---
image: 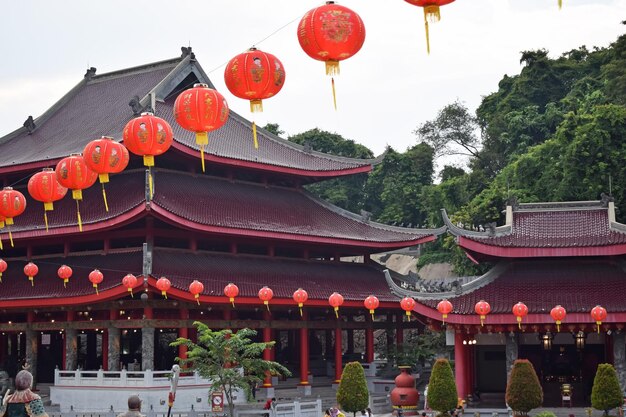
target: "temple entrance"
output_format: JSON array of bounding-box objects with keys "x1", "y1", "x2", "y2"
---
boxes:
[
  {"x1": 120, "y1": 329, "x2": 142, "y2": 370},
  {"x1": 37, "y1": 332, "x2": 63, "y2": 383},
  {"x1": 475, "y1": 346, "x2": 507, "y2": 393},
  {"x1": 155, "y1": 329, "x2": 178, "y2": 371},
  {"x1": 77, "y1": 330, "x2": 103, "y2": 370}
]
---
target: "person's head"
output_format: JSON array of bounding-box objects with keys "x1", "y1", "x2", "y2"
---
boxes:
[
  {"x1": 362, "y1": 411, "x2": 366, "y2": 416},
  {"x1": 15, "y1": 370, "x2": 33, "y2": 391},
  {"x1": 422, "y1": 413, "x2": 427, "y2": 417},
  {"x1": 326, "y1": 410, "x2": 331, "y2": 416},
  {"x1": 128, "y1": 395, "x2": 142, "y2": 411},
  {"x1": 271, "y1": 398, "x2": 276, "y2": 402}
]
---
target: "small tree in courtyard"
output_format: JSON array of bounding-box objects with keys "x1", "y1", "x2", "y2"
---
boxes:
[
  {"x1": 592, "y1": 363, "x2": 623, "y2": 416},
  {"x1": 505, "y1": 359, "x2": 543, "y2": 416},
  {"x1": 171, "y1": 323, "x2": 291, "y2": 417},
  {"x1": 428, "y1": 358, "x2": 458, "y2": 417},
  {"x1": 337, "y1": 361, "x2": 369, "y2": 417}
]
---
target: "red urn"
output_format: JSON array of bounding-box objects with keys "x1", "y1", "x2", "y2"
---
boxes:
[{"x1": 390, "y1": 366, "x2": 420, "y2": 416}]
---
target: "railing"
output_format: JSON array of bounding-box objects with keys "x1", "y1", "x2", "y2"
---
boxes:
[
  {"x1": 235, "y1": 400, "x2": 322, "y2": 417},
  {"x1": 54, "y1": 369, "x2": 207, "y2": 387}
]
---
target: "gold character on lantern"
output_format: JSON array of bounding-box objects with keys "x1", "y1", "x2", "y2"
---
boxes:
[
  {"x1": 274, "y1": 61, "x2": 285, "y2": 86},
  {"x1": 251, "y1": 57, "x2": 265, "y2": 83},
  {"x1": 203, "y1": 94, "x2": 214, "y2": 120},
  {"x1": 322, "y1": 10, "x2": 353, "y2": 42},
  {"x1": 108, "y1": 148, "x2": 120, "y2": 167},
  {"x1": 138, "y1": 123, "x2": 148, "y2": 143}
]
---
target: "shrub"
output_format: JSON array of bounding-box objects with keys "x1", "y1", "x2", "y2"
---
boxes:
[
  {"x1": 337, "y1": 361, "x2": 369, "y2": 417},
  {"x1": 428, "y1": 358, "x2": 458, "y2": 416},
  {"x1": 505, "y1": 359, "x2": 543, "y2": 416},
  {"x1": 535, "y1": 412, "x2": 557, "y2": 417},
  {"x1": 591, "y1": 363, "x2": 623, "y2": 415}
]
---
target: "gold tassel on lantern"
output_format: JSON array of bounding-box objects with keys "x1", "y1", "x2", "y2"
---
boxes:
[
  {"x1": 325, "y1": 61, "x2": 340, "y2": 110},
  {"x1": 72, "y1": 189, "x2": 83, "y2": 232},
  {"x1": 249, "y1": 100, "x2": 263, "y2": 149},
  {"x1": 558, "y1": 0, "x2": 562, "y2": 9},
  {"x1": 143, "y1": 155, "x2": 154, "y2": 199},
  {"x1": 423, "y1": 5, "x2": 441, "y2": 55},
  {"x1": 264, "y1": 300, "x2": 270, "y2": 312},
  {"x1": 195, "y1": 132, "x2": 208, "y2": 173},
  {"x1": 98, "y1": 173, "x2": 110, "y2": 212}
]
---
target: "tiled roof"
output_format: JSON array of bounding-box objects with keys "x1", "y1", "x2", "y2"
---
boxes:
[
  {"x1": 421, "y1": 259, "x2": 626, "y2": 314},
  {"x1": 151, "y1": 248, "x2": 396, "y2": 301}
]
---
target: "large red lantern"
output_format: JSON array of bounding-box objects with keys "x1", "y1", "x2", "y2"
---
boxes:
[
  {"x1": 329, "y1": 292, "x2": 344, "y2": 318},
  {"x1": 437, "y1": 299, "x2": 453, "y2": 324},
  {"x1": 259, "y1": 286, "x2": 274, "y2": 312},
  {"x1": 364, "y1": 295, "x2": 380, "y2": 319},
  {"x1": 404, "y1": 0, "x2": 456, "y2": 54},
  {"x1": 28, "y1": 168, "x2": 68, "y2": 232},
  {"x1": 591, "y1": 305, "x2": 607, "y2": 334},
  {"x1": 550, "y1": 305, "x2": 567, "y2": 332},
  {"x1": 298, "y1": 1, "x2": 366, "y2": 109},
  {"x1": 56, "y1": 154, "x2": 98, "y2": 232},
  {"x1": 57, "y1": 265, "x2": 72, "y2": 288},
  {"x1": 156, "y1": 277, "x2": 171, "y2": 299},
  {"x1": 293, "y1": 288, "x2": 309, "y2": 317},
  {"x1": 0, "y1": 259, "x2": 6, "y2": 282},
  {"x1": 24, "y1": 262, "x2": 38, "y2": 287},
  {"x1": 0, "y1": 187, "x2": 27, "y2": 247},
  {"x1": 122, "y1": 273, "x2": 138, "y2": 297},
  {"x1": 89, "y1": 269, "x2": 104, "y2": 295},
  {"x1": 400, "y1": 297, "x2": 416, "y2": 320},
  {"x1": 475, "y1": 300, "x2": 491, "y2": 326},
  {"x1": 224, "y1": 48, "x2": 285, "y2": 149},
  {"x1": 123, "y1": 112, "x2": 173, "y2": 196},
  {"x1": 173, "y1": 84, "x2": 229, "y2": 172},
  {"x1": 83, "y1": 136, "x2": 130, "y2": 212},
  {"x1": 189, "y1": 280, "x2": 204, "y2": 305},
  {"x1": 512, "y1": 302, "x2": 528, "y2": 329},
  {"x1": 224, "y1": 283, "x2": 239, "y2": 307}
]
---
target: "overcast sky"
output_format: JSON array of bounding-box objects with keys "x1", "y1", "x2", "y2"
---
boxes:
[{"x1": 1, "y1": 0, "x2": 625, "y2": 160}]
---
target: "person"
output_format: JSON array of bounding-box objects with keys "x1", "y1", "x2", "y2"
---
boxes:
[
  {"x1": 263, "y1": 397, "x2": 276, "y2": 417},
  {"x1": 366, "y1": 408, "x2": 372, "y2": 417},
  {"x1": 330, "y1": 406, "x2": 345, "y2": 417},
  {"x1": 0, "y1": 369, "x2": 48, "y2": 417},
  {"x1": 324, "y1": 409, "x2": 331, "y2": 417},
  {"x1": 117, "y1": 395, "x2": 144, "y2": 417}
]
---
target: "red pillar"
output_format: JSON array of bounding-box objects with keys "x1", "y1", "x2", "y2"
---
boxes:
[
  {"x1": 299, "y1": 313, "x2": 309, "y2": 385},
  {"x1": 144, "y1": 306, "x2": 153, "y2": 320},
  {"x1": 366, "y1": 327, "x2": 374, "y2": 363},
  {"x1": 179, "y1": 308, "x2": 189, "y2": 360},
  {"x1": 454, "y1": 333, "x2": 468, "y2": 399},
  {"x1": 102, "y1": 330, "x2": 108, "y2": 371},
  {"x1": 334, "y1": 327, "x2": 342, "y2": 383},
  {"x1": 263, "y1": 310, "x2": 272, "y2": 387}
]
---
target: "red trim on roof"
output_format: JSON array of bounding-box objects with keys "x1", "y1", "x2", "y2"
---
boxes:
[{"x1": 0, "y1": 159, "x2": 64, "y2": 175}]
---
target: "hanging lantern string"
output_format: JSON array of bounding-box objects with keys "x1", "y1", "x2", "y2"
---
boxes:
[
  {"x1": 101, "y1": 183, "x2": 109, "y2": 212},
  {"x1": 75, "y1": 200, "x2": 83, "y2": 232},
  {"x1": 7, "y1": 228, "x2": 13, "y2": 248}
]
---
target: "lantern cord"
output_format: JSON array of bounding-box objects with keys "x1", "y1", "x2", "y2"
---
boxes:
[
  {"x1": 63, "y1": 281, "x2": 66, "y2": 289},
  {"x1": 252, "y1": 122, "x2": 259, "y2": 149},
  {"x1": 8, "y1": 229, "x2": 13, "y2": 248},
  {"x1": 299, "y1": 307, "x2": 303, "y2": 317},
  {"x1": 148, "y1": 168, "x2": 154, "y2": 200},
  {"x1": 0, "y1": 235, "x2": 3, "y2": 250},
  {"x1": 76, "y1": 200, "x2": 83, "y2": 232},
  {"x1": 331, "y1": 78, "x2": 337, "y2": 111},
  {"x1": 30, "y1": 278, "x2": 34, "y2": 287},
  {"x1": 44, "y1": 211, "x2": 49, "y2": 232},
  {"x1": 334, "y1": 308, "x2": 339, "y2": 319},
  {"x1": 424, "y1": 20, "x2": 431, "y2": 55},
  {"x1": 95, "y1": 285, "x2": 99, "y2": 295},
  {"x1": 101, "y1": 184, "x2": 109, "y2": 212},
  {"x1": 558, "y1": 0, "x2": 562, "y2": 9},
  {"x1": 196, "y1": 298, "x2": 200, "y2": 306},
  {"x1": 200, "y1": 146, "x2": 206, "y2": 173},
  {"x1": 266, "y1": 303, "x2": 270, "y2": 312}
]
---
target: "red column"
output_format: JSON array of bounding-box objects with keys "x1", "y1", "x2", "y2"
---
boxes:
[
  {"x1": 102, "y1": 330, "x2": 109, "y2": 371},
  {"x1": 179, "y1": 308, "x2": 189, "y2": 360},
  {"x1": 299, "y1": 313, "x2": 309, "y2": 385},
  {"x1": 263, "y1": 310, "x2": 272, "y2": 387},
  {"x1": 366, "y1": 327, "x2": 374, "y2": 363},
  {"x1": 334, "y1": 327, "x2": 342, "y2": 383},
  {"x1": 454, "y1": 333, "x2": 468, "y2": 399},
  {"x1": 144, "y1": 306, "x2": 153, "y2": 320}
]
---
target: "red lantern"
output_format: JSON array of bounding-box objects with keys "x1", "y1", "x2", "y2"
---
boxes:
[
  {"x1": 156, "y1": 277, "x2": 171, "y2": 299},
  {"x1": 56, "y1": 154, "x2": 98, "y2": 232},
  {"x1": 437, "y1": 299, "x2": 453, "y2": 324},
  {"x1": 89, "y1": 269, "x2": 104, "y2": 295},
  {"x1": 293, "y1": 288, "x2": 309, "y2": 317},
  {"x1": 189, "y1": 280, "x2": 204, "y2": 305},
  {"x1": 512, "y1": 302, "x2": 528, "y2": 329},
  {"x1": 591, "y1": 305, "x2": 607, "y2": 334},
  {"x1": 24, "y1": 262, "x2": 38, "y2": 287},
  {"x1": 57, "y1": 265, "x2": 72, "y2": 288},
  {"x1": 404, "y1": 0, "x2": 456, "y2": 54},
  {"x1": 259, "y1": 286, "x2": 274, "y2": 312},
  {"x1": 173, "y1": 84, "x2": 229, "y2": 172},
  {"x1": 28, "y1": 168, "x2": 68, "y2": 232},
  {"x1": 224, "y1": 48, "x2": 285, "y2": 149},
  {"x1": 83, "y1": 136, "x2": 130, "y2": 212},
  {"x1": 0, "y1": 187, "x2": 27, "y2": 247},
  {"x1": 224, "y1": 283, "x2": 239, "y2": 307},
  {"x1": 329, "y1": 292, "x2": 344, "y2": 318},
  {"x1": 122, "y1": 274, "x2": 138, "y2": 297},
  {"x1": 0, "y1": 259, "x2": 6, "y2": 283},
  {"x1": 474, "y1": 300, "x2": 491, "y2": 326},
  {"x1": 550, "y1": 305, "x2": 567, "y2": 332},
  {"x1": 364, "y1": 295, "x2": 380, "y2": 319},
  {"x1": 298, "y1": 1, "x2": 366, "y2": 109},
  {"x1": 400, "y1": 297, "x2": 416, "y2": 320}
]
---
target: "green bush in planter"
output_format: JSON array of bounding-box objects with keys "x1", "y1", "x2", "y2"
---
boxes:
[
  {"x1": 505, "y1": 359, "x2": 542, "y2": 416},
  {"x1": 591, "y1": 363, "x2": 623, "y2": 416},
  {"x1": 337, "y1": 361, "x2": 369, "y2": 417},
  {"x1": 427, "y1": 358, "x2": 458, "y2": 416}
]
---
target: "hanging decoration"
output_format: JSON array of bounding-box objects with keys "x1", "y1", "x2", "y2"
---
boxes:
[
  {"x1": 474, "y1": 300, "x2": 491, "y2": 326},
  {"x1": 258, "y1": 286, "x2": 274, "y2": 312},
  {"x1": 123, "y1": 112, "x2": 173, "y2": 197},
  {"x1": 436, "y1": 299, "x2": 453, "y2": 324},
  {"x1": 24, "y1": 262, "x2": 38, "y2": 287},
  {"x1": 28, "y1": 168, "x2": 68, "y2": 232},
  {"x1": 122, "y1": 273, "x2": 138, "y2": 297},
  {"x1": 173, "y1": 84, "x2": 229, "y2": 172},
  {"x1": 189, "y1": 280, "x2": 204, "y2": 305},
  {"x1": 404, "y1": 0, "x2": 455, "y2": 54},
  {"x1": 293, "y1": 288, "x2": 308, "y2": 317},
  {"x1": 329, "y1": 292, "x2": 344, "y2": 318},
  {"x1": 157, "y1": 277, "x2": 171, "y2": 299},
  {"x1": 83, "y1": 136, "x2": 130, "y2": 212},
  {"x1": 0, "y1": 215, "x2": 6, "y2": 250},
  {"x1": 0, "y1": 259, "x2": 6, "y2": 282},
  {"x1": 0, "y1": 187, "x2": 27, "y2": 247},
  {"x1": 55, "y1": 154, "x2": 98, "y2": 232},
  {"x1": 224, "y1": 48, "x2": 285, "y2": 149},
  {"x1": 550, "y1": 305, "x2": 566, "y2": 332},
  {"x1": 57, "y1": 265, "x2": 72, "y2": 288},
  {"x1": 590, "y1": 305, "x2": 607, "y2": 334},
  {"x1": 364, "y1": 295, "x2": 379, "y2": 319},
  {"x1": 224, "y1": 283, "x2": 239, "y2": 307},
  {"x1": 512, "y1": 302, "x2": 528, "y2": 329},
  {"x1": 400, "y1": 297, "x2": 416, "y2": 320},
  {"x1": 89, "y1": 269, "x2": 104, "y2": 295},
  {"x1": 298, "y1": 1, "x2": 366, "y2": 110}
]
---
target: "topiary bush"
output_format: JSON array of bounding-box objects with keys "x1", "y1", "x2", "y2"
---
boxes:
[
  {"x1": 591, "y1": 363, "x2": 623, "y2": 416},
  {"x1": 337, "y1": 361, "x2": 369, "y2": 417},
  {"x1": 505, "y1": 359, "x2": 543, "y2": 416},
  {"x1": 427, "y1": 358, "x2": 458, "y2": 416},
  {"x1": 535, "y1": 412, "x2": 557, "y2": 417}
]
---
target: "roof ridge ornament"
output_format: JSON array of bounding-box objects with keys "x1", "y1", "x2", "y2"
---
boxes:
[
  {"x1": 506, "y1": 195, "x2": 519, "y2": 210},
  {"x1": 84, "y1": 67, "x2": 97, "y2": 80},
  {"x1": 601, "y1": 192, "x2": 614, "y2": 207},
  {"x1": 180, "y1": 46, "x2": 195, "y2": 59},
  {"x1": 23, "y1": 116, "x2": 36, "y2": 134}
]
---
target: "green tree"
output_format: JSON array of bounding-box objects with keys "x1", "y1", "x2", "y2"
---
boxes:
[
  {"x1": 505, "y1": 359, "x2": 543, "y2": 416},
  {"x1": 336, "y1": 362, "x2": 369, "y2": 417},
  {"x1": 381, "y1": 328, "x2": 445, "y2": 371},
  {"x1": 263, "y1": 122, "x2": 285, "y2": 136},
  {"x1": 171, "y1": 323, "x2": 291, "y2": 417},
  {"x1": 591, "y1": 363, "x2": 623, "y2": 416},
  {"x1": 427, "y1": 358, "x2": 458, "y2": 416}
]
